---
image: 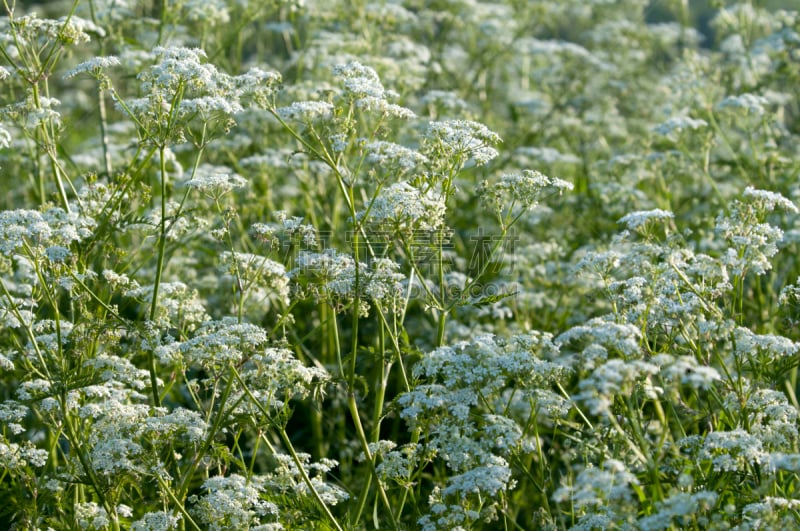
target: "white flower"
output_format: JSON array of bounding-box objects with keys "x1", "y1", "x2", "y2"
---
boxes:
[
  {"x1": 63, "y1": 56, "x2": 120, "y2": 79},
  {"x1": 0, "y1": 440, "x2": 48, "y2": 469},
  {"x1": 125, "y1": 282, "x2": 208, "y2": 328},
  {"x1": 75, "y1": 502, "x2": 109, "y2": 530},
  {"x1": 276, "y1": 101, "x2": 334, "y2": 121},
  {"x1": 557, "y1": 318, "x2": 643, "y2": 363},
  {"x1": 0, "y1": 208, "x2": 95, "y2": 254},
  {"x1": 575, "y1": 359, "x2": 659, "y2": 415},
  {"x1": 333, "y1": 61, "x2": 385, "y2": 99},
  {"x1": 653, "y1": 354, "x2": 720, "y2": 390},
  {"x1": 145, "y1": 407, "x2": 208, "y2": 443},
  {"x1": 743, "y1": 186, "x2": 798, "y2": 213},
  {"x1": 234, "y1": 67, "x2": 281, "y2": 108},
  {"x1": 141, "y1": 47, "x2": 215, "y2": 92},
  {"x1": 131, "y1": 511, "x2": 182, "y2": 531},
  {"x1": 637, "y1": 491, "x2": 718, "y2": 531},
  {"x1": 441, "y1": 463, "x2": 513, "y2": 497},
  {"x1": 363, "y1": 182, "x2": 446, "y2": 232},
  {"x1": 738, "y1": 497, "x2": 800, "y2": 529},
  {"x1": 180, "y1": 95, "x2": 244, "y2": 116},
  {"x1": 618, "y1": 209, "x2": 674, "y2": 230},
  {"x1": 515, "y1": 146, "x2": 581, "y2": 165},
  {"x1": 717, "y1": 93, "x2": 770, "y2": 116},
  {"x1": 84, "y1": 354, "x2": 151, "y2": 390},
  {"x1": 185, "y1": 170, "x2": 248, "y2": 196},
  {"x1": 696, "y1": 429, "x2": 766, "y2": 472},
  {"x1": 482, "y1": 170, "x2": 573, "y2": 214},
  {"x1": 364, "y1": 141, "x2": 428, "y2": 170},
  {"x1": 652, "y1": 116, "x2": 708, "y2": 137},
  {"x1": 552, "y1": 460, "x2": 639, "y2": 511},
  {"x1": 734, "y1": 326, "x2": 799, "y2": 364},
  {"x1": 178, "y1": 319, "x2": 270, "y2": 367},
  {"x1": 191, "y1": 474, "x2": 275, "y2": 531},
  {"x1": 219, "y1": 251, "x2": 290, "y2": 304},
  {"x1": 765, "y1": 453, "x2": 800, "y2": 473},
  {"x1": 243, "y1": 346, "x2": 329, "y2": 406},
  {"x1": 181, "y1": 0, "x2": 230, "y2": 25},
  {"x1": 425, "y1": 120, "x2": 502, "y2": 166}
]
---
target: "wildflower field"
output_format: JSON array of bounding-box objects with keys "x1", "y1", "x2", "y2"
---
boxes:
[{"x1": 3, "y1": 0, "x2": 800, "y2": 529}]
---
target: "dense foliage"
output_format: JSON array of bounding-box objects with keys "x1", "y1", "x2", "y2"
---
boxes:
[{"x1": 1, "y1": 0, "x2": 800, "y2": 529}]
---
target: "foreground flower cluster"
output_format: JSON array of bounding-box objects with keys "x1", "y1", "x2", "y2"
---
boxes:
[{"x1": 1, "y1": 0, "x2": 800, "y2": 529}]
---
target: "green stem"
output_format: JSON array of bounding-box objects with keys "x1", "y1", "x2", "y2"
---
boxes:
[
  {"x1": 155, "y1": 474, "x2": 202, "y2": 531},
  {"x1": 61, "y1": 397, "x2": 119, "y2": 530},
  {"x1": 346, "y1": 392, "x2": 398, "y2": 531},
  {"x1": 156, "y1": 0, "x2": 169, "y2": 45},
  {"x1": 146, "y1": 144, "x2": 170, "y2": 408},
  {"x1": 230, "y1": 369, "x2": 344, "y2": 531},
  {"x1": 176, "y1": 366, "x2": 238, "y2": 500},
  {"x1": 97, "y1": 82, "x2": 113, "y2": 178}
]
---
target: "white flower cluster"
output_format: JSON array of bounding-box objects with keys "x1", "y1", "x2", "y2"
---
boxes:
[
  {"x1": 637, "y1": 490, "x2": 718, "y2": 530},
  {"x1": 481, "y1": 169, "x2": 573, "y2": 216},
  {"x1": 74, "y1": 502, "x2": 110, "y2": 530},
  {"x1": 131, "y1": 511, "x2": 182, "y2": 531},
  {"x1": 0, "y1": 91, "x2": 62, "y2": 131},
  {"x1": 726, "y1": 388, "x2": 799, "y2": 450},
  {"x1": 290, "y1": 250, "x2": 406, "y2": 314},
  {"x1": 717, "y1": 93, "x2": 770, "y2": 116},
  {"x1": 219, "y1": 251, "x2": 291, "y2": 306},
  {"x1": 333, "y1": 61, "x2": 384, "y2": 100},
  {"x1": 276, "y1": 100, "x2": 334, "y2": 122},
  {"x1": 556, "y1": 317, "x2": 643, "y2": 369},
  {"x1": 123, "y1": 46, "x2": 281, "y2": 141},
  {"x1": 176, "y1": 319, "x2": 270, "y2": 368},
  {"x1": 514, "y1": 146, "x2": 581, "y2": 166},
  {"x1": 333, "y1": 61, "x2": 416, "y2": 118},
  {"x1": 716, "y1": 187, "x2": 796, "y2": 276},
  {"x1": 695, "y1": 429, "x2": 766, "y2": 472},
  {"x1": 737, "y1": 497, "x2": 800, "y2": 530},
  {"x1": 139, "y1": 47, "x2": 218, "y2": 95},
  {"x1": 652, "y1": 115, "x2": 708, "y2": 138},
  {"x1": 0, "y1": 439, "x2": 49, "y2": 470},
  {"x1": 84, "y1": 354, "x2": 152, "y2": 391},
  {"x1": 0, "y1": 401, "x2": 28, "y2": 435},
  {"x1": 181, "y1": 0, "x2": 231, "y2": 26},
  {"x1": 190, "y1": 474, "x2": 279, "y2": 531},
  {"x1": 374, "y1": 443, "x2": 418, "y2": 486},
  {"x1": 398, "y1": 332, "x2": 566, "y2": 528},
  {"x1": 1, "y1": 13, "x2": 103, "y2": 52},
  {"x1": 575, "y1": 358, "x2": 660, "y2": 416},
  {"x1": 262, "y1": 452, "x2": 349, "y2": 507},
  {"x1": 241, "y1": 346, "x2": 329, "y2": 409},
  {"x1": 424, "y1": 120, "x2": 501, "y2": 167},
  {"x1": 743, "y1": 186, "x2": 798, "y2": 213},
  {"x1": 618, "y1": 208, "x2": 674, "y2": 231},
  {"x1": 0, "y1": 207, "x2": 96, "y2": 256},
  {"x1": 125, "y1": 281, "x2": 209, "y2": 329},
  {"x1": 733, "y1": 326, "x2": 800, "y2": 365},
  {"x1": 82, "y1": 398, "x2": 151, "y2": 477},
  {"x1": 63, "y1": 55, "x2": 121, "y2": 80},
  {"x1": 234, "y1": 67, "x2": 282, "y2": 109},
  {"x1": 362, "y1": 181, "x2": 446, "y2": 232},
  {"x1": 552, "y1": 459, "x2": 640, "y2": 513},
  {"x1": 363, "y1": 140, "x2": 428, "y2": 171},
  {"x1": 652, "y1": 354, "x2": 721, "y2": 391}
]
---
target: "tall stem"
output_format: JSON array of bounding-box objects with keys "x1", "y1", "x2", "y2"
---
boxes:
[
  {"x1": 146, "y1": 143, "x2": 169, "y2": 408},
  {"x1": 97, "y1": 83, "x2": 112, "y2": 178}
]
